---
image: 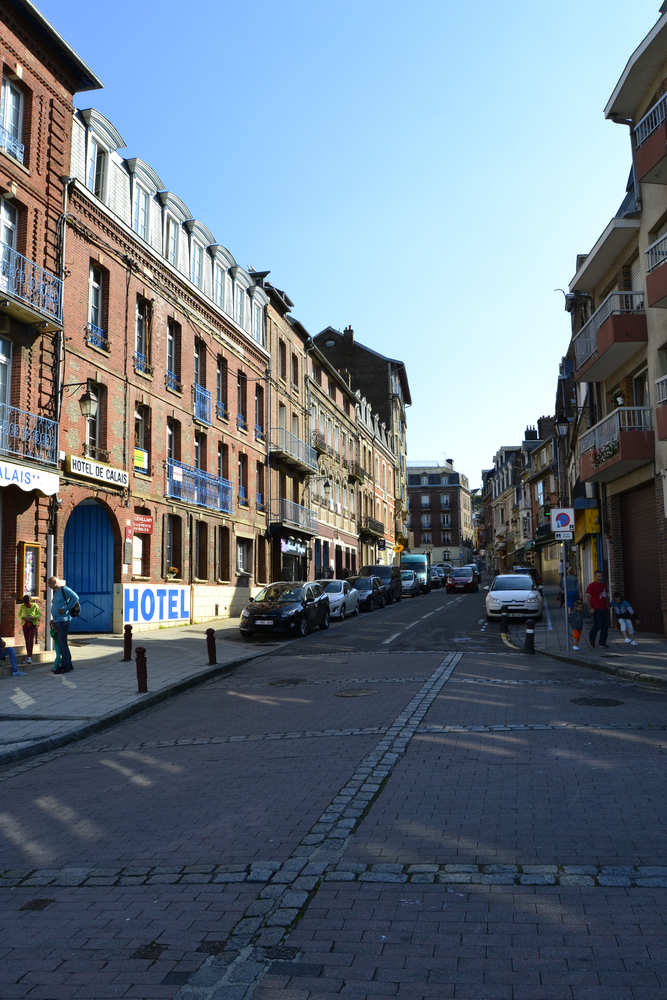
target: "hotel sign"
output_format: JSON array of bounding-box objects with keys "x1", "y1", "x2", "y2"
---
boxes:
[{"x1": 66, "y1": 454, "x2": 129, "y2": 488}]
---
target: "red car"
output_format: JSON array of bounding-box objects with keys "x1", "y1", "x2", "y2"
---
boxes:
[{"x1": 446, "y1": 567, "x2": 477, "y2": 593}]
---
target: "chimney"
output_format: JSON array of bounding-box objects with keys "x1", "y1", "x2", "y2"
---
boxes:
[
  {"x1": 524, "y1": 425, "x2": 538, "y2": 441},
  {"x1": 446, "y1": 458, "x2": 453, "y2": 466},
  {"x1": 343, "y1": 325, "x2": 354, "y2": 344}
]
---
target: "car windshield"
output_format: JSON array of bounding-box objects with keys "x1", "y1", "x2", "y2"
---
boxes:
[
  {"x1": 401, "y1": 571, "x2": 414, "y2": 580},
  {"x1": 491, "y1": 575, "x2": 534, "y2": 591},
  {"x1": 348, "y1": 577, "x2": 370, "y2": 590},
  {"x1": 254, "y1": 583, "x2": 304, "y2": 603},
  {"x1": 451, "y1": 568, "x2": 472, "y2": 577},
  {"x1": 323, "y1": 582, "x2": 342, "y2": 594}
]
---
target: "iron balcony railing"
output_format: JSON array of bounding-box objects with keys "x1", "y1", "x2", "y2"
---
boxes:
[
  {"x1": 0, "y1": 123, "x2": 24, "y2": 163},
  {"x1": 238, "y1": 485, "x2": 248, "y2": 506},
  {"x1": 0, "y1": 402, "x2": 58, "y2": 466},
  {"x1": 646, "y1": 233, "x2": 667, "y2": 273},
  {"x1": 270, "y1": 426, "x2": 317, "y2": 470},
  {"x1": 272, "y1": 497, "x2": 317, "y2": 532},
  {"x1": 165, "y1": 369, "x2": 181, "y2": 392},
  {"x1": 579, "y1": 407, "x2": 652, "y2": 457},
  {"x1": 572, "y1": 291, "x2": 644, "y2": 370},
  {"x1": 194, "y1": 383, "x2": 211, "y2": 424},
  {"x1": 657, "y1": 374, "x2": 667, "y2": 406},
  {"x1": 0, "y1": 241, "x2": 62, "y2": 322},
  {"x1": 237, "y1": 413, "x2": 247, "y2": 431},
  {"x1": 256, "y1": 491, "x2": 265, "y2": 510},
  {"x1": 634, "y1": 92, "x2": 667, "y2": 148},
  {"x1": 361, "y1": 515, "x2": 384, "y2": 537},
  {"x1": 133, "y1": 351, "x2": 153, "y2": 376},
  {"x1": 165, "y1": 458, "x2": 232, "y2": 513},
  {"x1": 86, "y1": 322, "x2": 109, "y2": 351},
  {"x1": 216, "y1": 400, "x2": 228, "y2": 421},
  {"x1": 255, "y1": 423, "x2": 265, "y2": 442}
]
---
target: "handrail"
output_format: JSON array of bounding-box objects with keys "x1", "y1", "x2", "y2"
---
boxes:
[
  {"x1": 572, "y1": 291, "x2": 644, "y2": 369},
  {"x1": 165, "y1": 458, "x2": 232, "y2": 512},
  {"x1": 0, "y1": 240, "x2": 62, "y2": 322},
  {"x1": 0, "y1": 402, "x2": 58, "y2": 466},
  {"x1": 634, "y1": 92, "x2": 667, "y2": 148},
  {"x1": 579, "y1": 406, "x2": 652, "y2": 456},
  {"x1": 646, "y1": 232, "x2": 667, "y2": 273},
  {"x1": 270, "y1": 426, "x2": 317, "y2": 470},
  {"x1": 272, "y1": 497, "x2": 316, "y2": 531}
]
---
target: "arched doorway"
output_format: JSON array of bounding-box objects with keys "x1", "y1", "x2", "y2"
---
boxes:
[{"x1": 64, "y1": 499, "x2": 114, "y2": 633}]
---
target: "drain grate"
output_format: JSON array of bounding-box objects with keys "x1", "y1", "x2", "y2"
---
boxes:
[
  {"x1": 269, "y1": 678, "x2": 305, "y2": 687},
  {"x1": 571, "y1": 697, "x2": 624, "y2": 707},
  {"x1": 336, "y1": 688, "x2": 374, "y2": 698},
  {"x1": 20, "y1": 898, "x2": 54, "y2": 911}
]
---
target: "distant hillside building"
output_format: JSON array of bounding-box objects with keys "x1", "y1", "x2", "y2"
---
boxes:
[{"x1": 406, "y1": 461, "x2": 473, "y2": 565}]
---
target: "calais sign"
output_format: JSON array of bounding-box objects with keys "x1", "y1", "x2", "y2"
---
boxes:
[
  {"x1": 0, "y1": 458, "x2": 59, "y2": 495},
  {"x1": 67, "y1": 454, "x2": 129, "y2": 489},
  {"x1": 123, "y1": 584, "x2": 190, "y2": 625}
]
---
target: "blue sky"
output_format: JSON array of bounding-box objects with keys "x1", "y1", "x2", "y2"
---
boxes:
[{"x1": 40, "y1": 0, "x2": 660, "y2": 486}]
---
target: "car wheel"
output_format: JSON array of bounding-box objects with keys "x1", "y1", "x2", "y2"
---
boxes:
[
  {"x1": 297, "y1": 616, "x2": 309, "y2": 638},
  {"x1": 321, "y1": 610, "x2": 329, "y2": 630}
]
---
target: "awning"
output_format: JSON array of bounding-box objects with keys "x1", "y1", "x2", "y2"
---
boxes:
[{"x1": 0, "y1": 458, "x2": 59, "y2": 495}]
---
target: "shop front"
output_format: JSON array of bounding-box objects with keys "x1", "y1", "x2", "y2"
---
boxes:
[{"x1": 269, "y1": 527, "x2": 310, "y2": 582}]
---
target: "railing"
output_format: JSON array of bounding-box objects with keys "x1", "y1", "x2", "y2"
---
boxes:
[
  {"x1": 237, "y1": 413, "x2": 247, "y2": 431},
  {"x1": 579, "y1": 407, "x2": 652, "y2": 457},
  {"x1": 646, "y1": 233, "x2": 667, "y2": 273},
  {"x1": 272, "y1": 498, "x2": 317, "y2": 532},
  {"x1": 0, "y1": 402, "x2": 58, "y2": 466},
  {"x1": 572, "y1": 291, "x2": 644, "y2": 369},
  {"x1": 361, "y1": 515, "x2": 384, "y2": 537},
  {"x1": 83, "y1": 443, "x2": 110, "y2": 463},
  {"x1": 313, "y1": 431, "x2": 327, "y2": 453},
  {"x1": 0, "y1": 123, "x2": 24, "y2": 163},
  {"x1": 348, "y1": 460, "x2": 364, "y2": 481},
  {"x1": 634, "y1": 92, "x2": 667, "y2": 148},
  {"x1": 238, "y1": 485, "x2": 248, "y2": 506},
  {"x1": 165, "y1": 458, "x2": 232, "y2": 513},
  {"x1": 657, "y1": 374, "x2": 667, "y2": 405},
  {"x1": 0, "y1": 241, "x2": 62, "y2": 322},
  {"x1": 194, "y1": 383, "x2": 211, "y2": 424},
  {"x1": 270, "y1": 426, "x2": 317, "y2": 470},
  {"x1": 165, "y1": 369, "x2": 181, "y2": 392},
  {"x1": 255, "y1": 424, "x2": 265, "y2": 442},
  {"x1": 256, "y1": 491, "x2": 265, "y2": 510},
  {"x1": 86, "y1": 322, "x2": 109, "y2": 351},
  {"x1": 133, "y1": 351, "x2": 153, "y2": 376},
  {"x1": 216, "y1": 400, "x2": 228, "y2": 421}
]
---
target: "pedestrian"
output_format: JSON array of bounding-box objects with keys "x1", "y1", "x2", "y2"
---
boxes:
[
  {"x1": 611, "y1": 592, "x2": 638, "y2": 646},
  {"x1": 17, "y1": 593, "x2": 41, "y2": 664},
  {"x1": 568, "y1": 599, "x2": 584, "y2": 651},
  {"x1": 0, "y1": 636, "x2": 24, "y2": 676},
  {"x1": 585, "y1": 569, "x2": 610, "y2": 649},
  {"x1": 47, "y1": 575, "x2": 79, "y2": 674},
  {"x1": 49, "y1": 621, "x2": 62, "y2": 672}
]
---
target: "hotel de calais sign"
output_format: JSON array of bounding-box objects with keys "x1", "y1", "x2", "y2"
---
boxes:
[{"x1": 66, "y1": 454, "x2": 129, "y2": 489}]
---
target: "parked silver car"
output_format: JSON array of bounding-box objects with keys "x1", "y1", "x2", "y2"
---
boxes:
[
  {"x1": 400, "y1": 569, "x2": 420, "y2": 597},
  {"x1": 484, "y1": 574, "x2": 543, "y2": 621},
  {"x1": 315, "y1": 579, "x2": 360, "y2": 620}
]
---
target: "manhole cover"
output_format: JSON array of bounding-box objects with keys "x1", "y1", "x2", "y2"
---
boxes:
[
  {"x1": 269, "y1": 678, "x2": 305, "y2": 687},
  {"x1": 336, "y1": 688, "x2": 374, "y2": 698},
  {"x1": 570, "y1": 697, "x2": 624, "y2": 707}
]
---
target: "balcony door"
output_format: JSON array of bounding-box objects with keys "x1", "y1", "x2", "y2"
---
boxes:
[{"x1": 633, "y1": 367, "x2": 649, "y2": 407}]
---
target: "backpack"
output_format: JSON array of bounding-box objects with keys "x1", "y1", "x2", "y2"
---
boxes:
[{"x1": 65, "y1": 591, "x2": 81, "y2": 618}]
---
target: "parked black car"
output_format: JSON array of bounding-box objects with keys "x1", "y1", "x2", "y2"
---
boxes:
[
  {"x1": 359, "y1": 564, "x2": 402, "y2": 604},
  {"x1": 240, "y1": 581, "x2": 329, "y2": 638},
  {"x1": 347, "y1": 575, "x2": 386, "y2": 611}
]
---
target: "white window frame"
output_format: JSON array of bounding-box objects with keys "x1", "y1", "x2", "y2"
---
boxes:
[
  {"x1": 87, "y1": 139, "x2": 106, "y2": 199},
  {"x1": 234, "y1": 285, "x2": 245, "y2": 327},
  {"x1": 133, "y1": 185, "x2": 149, "y2": 240},
  {"x1": 0, "y1": 337, "x2": 11, "y2": 407},
  {"x1": 191, "y1": 241, "x2": 203, "y2": 287},
  {"x1": 88, "y1": 264, "x2": 103, "y2": 329},
  {"x1": 236, "y1": 537, "x2": 252, "y2": 574},
  {"x1": 165, "y1": 216, "x2": 179, "y2": 266},
  {"x1": 214, "y1": 264, "x2": 225, "y2": 309},
  {"x1": 0, "y1": 197, "x2": 18, "y2": 249},
  {"x1": 1, "y1": 78, "x2": 23, "y2": 153}
]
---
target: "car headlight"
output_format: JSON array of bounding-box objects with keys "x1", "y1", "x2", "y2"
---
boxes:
[
  {"x1": 241, "y1": 609, "x2": 250, "y2": 619},
  {"x1": 488, "y1": 598, "x2": 502, "y2": 607}
]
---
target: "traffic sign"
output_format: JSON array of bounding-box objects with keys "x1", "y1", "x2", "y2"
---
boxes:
[
  {"x1": 551, "y1": 507, "x2": 574, "y2": 532},
  {"x1": 555, "y1": 530, "x2": 573, "y2": 541},
  {"x1": 393, "y1": 543, "x2": 404, "y2": 553}
]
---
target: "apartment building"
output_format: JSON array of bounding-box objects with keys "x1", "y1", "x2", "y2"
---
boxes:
[
  {"x1": 0, "y1": 1, "x2": 100, "y2": 645},
  {"x1": 406, "y1": 461, "x2": 472, "y2": 565},
  {"x1": 357, "y1": 394, "x2": 396, "y2": 566},
  {"x1": 566, "y1": 6, "x2": 667, "y2": 632}
]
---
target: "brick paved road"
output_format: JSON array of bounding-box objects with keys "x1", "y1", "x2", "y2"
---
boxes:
[{"x1": 1, "y1": 589, "x2": 666, "y2": 999}]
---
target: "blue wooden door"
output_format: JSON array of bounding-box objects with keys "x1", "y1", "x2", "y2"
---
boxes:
[{"x1": 64, "y1": 500, "x2": 114, "y2": 633}]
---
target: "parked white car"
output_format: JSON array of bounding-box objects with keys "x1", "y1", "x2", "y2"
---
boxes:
[
  {"x1": 315, "y1": 579, "x2": 360, "y2": 620},
  {"x1": 485, "y1": 574, "x2": 543, "y2": 621}
]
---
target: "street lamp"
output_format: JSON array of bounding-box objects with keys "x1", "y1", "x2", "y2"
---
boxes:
[
  {"x1": 78, "y1": 388, "x2": 98, "y2": 420},
  {"x1": 555, "y1": 414, "x2": 569, "y2": 439}
]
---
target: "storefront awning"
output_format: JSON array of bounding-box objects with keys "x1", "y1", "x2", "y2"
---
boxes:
[{"x1": 0, "y1": 458, "x2": 59, "y2": 496}]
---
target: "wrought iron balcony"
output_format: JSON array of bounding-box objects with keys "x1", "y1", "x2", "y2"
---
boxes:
[
  {"x1": 193, "y1": 383, "x2": 211, "y2": 424},
  {"x1": 238, "y1": 485, "x2": 249, "y2": 506},
  {"x1": 270, "y1": 426, "x2": 318, "y2": 473},
  {"x1": 165, "y1": 369, "x2": 181, "y2": 392},
  {"x1": 360, "y1": 515, "x2": 384, "y2": 538},
  {"x1": 85, "y1": 322, "x2": 109, "y2": 351},
  {"x1": 133, "y1": 351, "x2": 153, "y2": 376},
  {"x1": 347, "y1": 460, "x2": 364, "y2": 482},
  {"x1": 0, "y1": 241, "x2": 62, "y2": 325},
  {"x1": 572, "y1": 291, "x2": 646, "y2": 381},
  {"x1": 313, "y1": 430, "x2": 327, "y2": 454},
  {"x1": 216, "y1": 400, "x2": 228, "y2": 421},
  {"x1": 0, "y1": 124, "x2": 24, "y2": 163},
  {"x1": 0, "y1": 402, "x2": 58, "y2": 466},
  {"x1": 579, "y1": 407, "x2": 653, "y2": 483},
  {"x1": 271, "y1": 497, "x2": 317, "y2": 534},
  {"x1": 165, "y1": 458, "x2": 232, "y2": 513}
]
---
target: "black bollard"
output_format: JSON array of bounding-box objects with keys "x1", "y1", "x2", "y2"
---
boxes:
[
  {"x1": 122, "y1": 624, "x2": 133, "y2": 662},
  {"x1": 135, "y1": 646, "x2": 147, "y2": 693},
  {"x1": 206, "y1": 628, "x2": 216, "y2": 665},
  {"x1": 524, "y1": 624, "x2": 535, "y2": 654}
]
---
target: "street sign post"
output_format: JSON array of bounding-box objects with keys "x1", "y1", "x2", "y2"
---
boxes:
[
  {"x1": 555, "y1": 530, "x2": 573, "y2": 541},
  {"x1": 550, "y1": 508, "x2": 575, "y2": 533}
]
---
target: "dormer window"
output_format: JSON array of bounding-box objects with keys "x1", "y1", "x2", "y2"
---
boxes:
[
  {"x1": 165, "y1": 216, "x2": 179, "y2": 266},
  {"x1": 133, "y1": 185, "x2": 149, "y2": 240},
  {"x1": 214, "y1": 264, "x2": 225, "y2": 309},
  {"x1": 191, "y1": 241, "x2": 203, "y2": 287},
  {"x1": 87, "y1": 138, "x2": 106, "y2": 199},
  {"x1": 234, "y1": 285, "x2": 245, "y2": 327}
]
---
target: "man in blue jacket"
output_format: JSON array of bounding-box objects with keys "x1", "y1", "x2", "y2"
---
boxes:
[{"x1": 48, "y1": 576, "x2": 79, "y2": 674}]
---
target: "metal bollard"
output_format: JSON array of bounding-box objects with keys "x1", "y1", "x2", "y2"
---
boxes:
[
  {"x1": 524, "y1": 624, "x2": 535, "y2": 654},
  {"x1": 206, "y1": 628, "x2": 217, "y2": 665},
  {"x1": 135, "y1": 646, "x2": 147, "y2": 693},
  {"x1": 122, "y1": 624, "x2": 133, "y2": 662}
]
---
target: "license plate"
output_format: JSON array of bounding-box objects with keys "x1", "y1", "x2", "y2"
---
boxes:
[{"x1": 255, "y1": 619, "x2": 273, "y2": 626}]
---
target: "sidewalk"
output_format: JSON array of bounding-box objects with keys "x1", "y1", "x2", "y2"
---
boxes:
[
  {"x1": 507, "y1": 586, "x2": 667, "y2": 686},
  {"x1": 0, "y1": 617, "x2": 275, "y2": 766}
]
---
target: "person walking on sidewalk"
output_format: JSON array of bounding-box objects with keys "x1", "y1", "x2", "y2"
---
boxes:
[
  {"x1": 586, "y1": 570, "x2": 610, "y2": 649},
  {"x1": 611, "y1": 592, "x2": 638, "y2": 646},
  {"x1": 17, "y1": 594, "x2": 41, "y2": 664},
  {"x1": 568, "y1": 599, "x2": 584, "y2": 651},
  {"x1": 48, "y1": 576, "x2": 79, "y2": 674}
]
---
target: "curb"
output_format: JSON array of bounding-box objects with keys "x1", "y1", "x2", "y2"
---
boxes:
[
  {"x1": 0, "y1": 645, "x2": 273, "y2": 767},
  {"x1": 503, "y1": 628, "x2": 667, "y2": 689}
]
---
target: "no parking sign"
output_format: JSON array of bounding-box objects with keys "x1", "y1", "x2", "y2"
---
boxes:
[{"x1": 550, "y1": 507, "x2": 574, "y2": 538}]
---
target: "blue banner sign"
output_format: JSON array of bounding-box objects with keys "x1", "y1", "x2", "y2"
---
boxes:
[{"x1": 123, "y1": 584, "x2": 190, "y2": 625}]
